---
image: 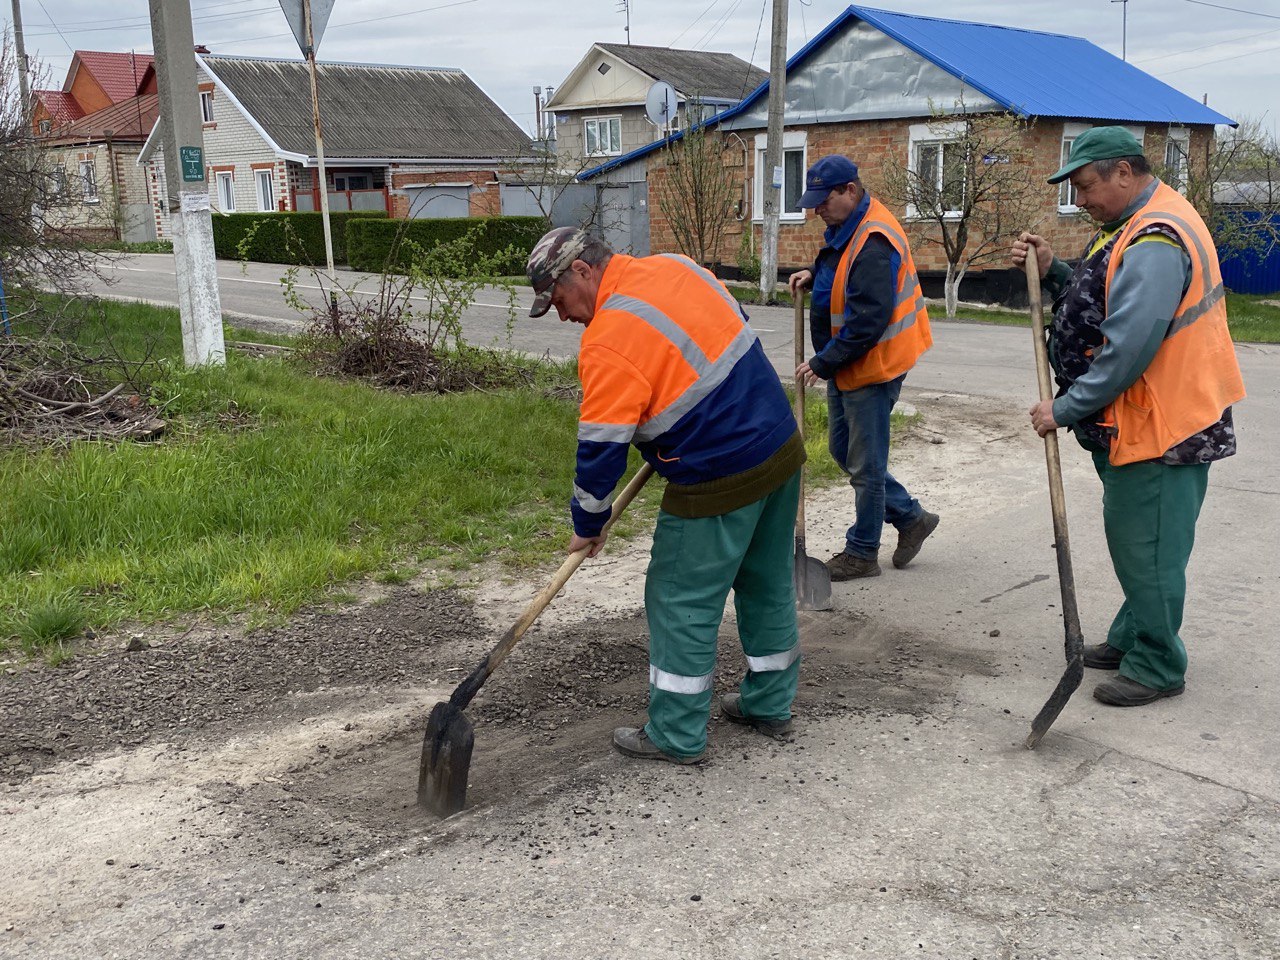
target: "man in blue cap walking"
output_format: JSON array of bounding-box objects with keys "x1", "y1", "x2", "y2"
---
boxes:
[{"x1": 789, "y1": 155, "x2": 938, "y2": 580}]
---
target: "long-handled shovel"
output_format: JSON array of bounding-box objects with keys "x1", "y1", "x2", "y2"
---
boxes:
[
  {"x1": 418, "y1": 462, "x2": 655, "y2": 817},
  {"x1": 793, "y1": 296, "x2": 832, "y2": 611},
  {"x1": 1023, "y1": 257, "x2": 1085, "y2": 749}
]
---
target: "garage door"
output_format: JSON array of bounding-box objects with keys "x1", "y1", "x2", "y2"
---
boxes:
[{"x1": 406, "y1": 185, "x2": 471, "y2": 219}]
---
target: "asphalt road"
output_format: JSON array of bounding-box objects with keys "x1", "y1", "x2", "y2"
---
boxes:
[
  {"x1": 19, "y1": 251, "x2": 1277, "y2": 958},
  {"x1": 81, "y1": 252, "x2": 1046, "y2": 396}
]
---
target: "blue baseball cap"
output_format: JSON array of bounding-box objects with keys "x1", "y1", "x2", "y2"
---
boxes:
[{"x1": 799, "y1": 156, "x2": 859, "y2": 208}]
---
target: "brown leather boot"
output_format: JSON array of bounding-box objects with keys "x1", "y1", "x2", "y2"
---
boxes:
[
  {"x1": 826, "y1": 552, "x2": 881, "y2": 581},
  {"x1": 892, "y1": 511, "x2": 940, "y2": 569}
]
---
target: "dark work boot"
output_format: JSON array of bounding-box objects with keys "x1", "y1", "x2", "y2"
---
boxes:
[
  {"x1": 719, "y1": 694, "x2": 793, "y2": 739},
  {"x1": 612, "y1": 726, "x2": 703, "y2": 764},
  {"x1": 1093, "y1": 676, "x2": 1185, "y2": 707},
  {"x1": 1083, "y1": 641, "x2": 1124, "y2": 670},
  {"x1": 827, "y1": 552, "x2": 881, "y2": 581},
  {"x1": 892, "y1": 511, "x2": 940, "y2": 569}
]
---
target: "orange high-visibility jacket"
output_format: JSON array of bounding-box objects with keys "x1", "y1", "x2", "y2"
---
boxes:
[
  {"x1": 829, "y1": 197, "x2": 932, "y2": 391},
  {"x1": 571, "y1": 254, "x2": 797, "y2": 537},
  {"x1": 1098, "y1": 181, "x2": 1245, "y2": 465}
]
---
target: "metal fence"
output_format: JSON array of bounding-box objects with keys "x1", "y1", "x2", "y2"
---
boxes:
[{"x1": 1218, "y1": 211, "x2": 1280, "y2": 295}]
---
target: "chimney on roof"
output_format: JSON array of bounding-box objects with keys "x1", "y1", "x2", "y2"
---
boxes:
[{"x1": 194, "y1": 44, "x2": 210, "y2": 54}]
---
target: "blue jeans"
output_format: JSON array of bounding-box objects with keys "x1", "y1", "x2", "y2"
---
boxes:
[{"x1": 827, "y1": 374, "x2": 922, "y2": 559}]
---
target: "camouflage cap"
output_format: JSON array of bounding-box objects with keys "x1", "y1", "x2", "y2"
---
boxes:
[{"x1": 526, "y1": 226, "x2": 590, "y2": 318}]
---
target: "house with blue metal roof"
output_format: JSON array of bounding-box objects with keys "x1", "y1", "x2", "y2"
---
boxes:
[{"x1": 584, "y1": 4, "x2": 1235, "y2": 295}]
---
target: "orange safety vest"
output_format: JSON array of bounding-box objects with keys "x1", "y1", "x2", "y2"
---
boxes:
[
  {"x1": 577, "y1": 253, "x2": 761, "y2": 448},
  {"x1": 829, "y1": 197, "x2": 932, "y2": 391},
  {"x1": 1098, "y1": 181, "x2": 1245, "y2": 466}
]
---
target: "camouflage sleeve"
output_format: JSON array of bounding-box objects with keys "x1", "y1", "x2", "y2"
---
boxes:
[{"x1": 1050, "y1": 238, "x2": 1190, "y2": 428}]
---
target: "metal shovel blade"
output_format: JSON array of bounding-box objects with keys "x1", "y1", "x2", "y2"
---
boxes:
[
  {"x1": 795, "y1": 540, "x2": 833, "y2": 611},
  {"x1": 417, "y1": 700, "x2": 475, "y2": 817}
]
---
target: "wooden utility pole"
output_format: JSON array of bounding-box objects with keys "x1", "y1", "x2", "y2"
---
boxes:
[
  {"x1": 758, "y1": 0, "x2": 788, "y2": 303},
  {"x1": 148, "y1": 0, "x2": 226, "y2": 366},
  {"x1": 302, "y1": 0, "x2": 336, "y2": 280}
]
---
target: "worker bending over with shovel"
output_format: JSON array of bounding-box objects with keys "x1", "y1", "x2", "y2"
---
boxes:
[
  {"x1": 527, "y1": 227, "x2": 804, "y2": 764},
  {"x1": 1011, "y1": 126, "x2": 1244, "y2": 707}
]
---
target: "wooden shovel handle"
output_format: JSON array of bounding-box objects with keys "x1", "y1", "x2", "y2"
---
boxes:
[
  {"x1": 449, "y1": 461, "x2": 655, "y2": 708},
  {"x1": 794, "y1": 296, "x2": 808, "y2": 531},
  {"x1": 1025, "y1": 258, "x2": 1084, "y2": 647}
]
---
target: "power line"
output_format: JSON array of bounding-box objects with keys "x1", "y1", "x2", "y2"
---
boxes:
[
  {"x1": 1156, "y1": 37, "x2": 1280, "y2": 76},
  {"x1": 694, "y1": 0, "x2": 745, "y2": 50},
  {"x1": 1133, "y1": 25, "x2": 1280, "y2": 65},
  {"x1": 668, "y1": 0, "x2": 723, "y2": 48},
  {"x1": 23, "y1": 8, "x2": 278, "y2": 38},
  {"x1": 205, "y1": 0, "x2": 479, "y2": 48},
  {"x1": 1179, "y1": 0, "x2": 1280, "y2": 20}
]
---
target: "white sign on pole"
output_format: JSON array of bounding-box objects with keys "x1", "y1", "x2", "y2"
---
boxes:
[{"x1": 278, "y1": 0, "x2": 337, "y2": 55}]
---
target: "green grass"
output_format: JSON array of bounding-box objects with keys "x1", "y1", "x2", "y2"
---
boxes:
[
  {"x1": 2, "y1": 297, "x2": 923, "y2": 657},
  {"x1": 946, "y1": 292, "x2": 1280, "y2": 343},
  {"x1": 0, "y1": 298, "x2": 635, "y2": 654}
]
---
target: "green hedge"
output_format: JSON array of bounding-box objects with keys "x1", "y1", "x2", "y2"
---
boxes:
[
  {"x1": 345, "y1": 216, "x2": 547, "y2": 274},
  {"x1": 211, "y1": 210, "x2": 388, "y2": 265}
]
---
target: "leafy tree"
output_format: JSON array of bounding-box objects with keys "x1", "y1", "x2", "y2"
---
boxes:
[
  {"x1": 882, "y1": 107, "x2": 1041, "y2": 317},
  {"x1": 1181, "y1": 117, "x2": 1280, "y2": 267},
  {"x1": 653, "y1": 109, "x2": 738, "y2": 268}
]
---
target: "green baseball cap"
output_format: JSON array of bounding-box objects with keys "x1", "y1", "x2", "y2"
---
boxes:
[{"x1": 1048, "y1": 126, "x2": 1146, "y2": 184}]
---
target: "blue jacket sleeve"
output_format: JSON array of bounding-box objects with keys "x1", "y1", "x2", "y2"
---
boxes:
[{"x1": 807, "y1": 235, "x2": 899, "y2": 380}]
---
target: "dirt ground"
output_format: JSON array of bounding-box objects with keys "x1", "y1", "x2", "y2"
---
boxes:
[
  {"x1": 5, "y1": 391, "x2": 1274, "y2": 958},
  {"x1": 0, "y1": 397, "x2": 1003, "y2": 882}
]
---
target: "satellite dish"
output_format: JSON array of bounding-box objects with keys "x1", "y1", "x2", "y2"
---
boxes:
[{"x1": 644, "y1": 81, "x2": 677, "y2": 127}]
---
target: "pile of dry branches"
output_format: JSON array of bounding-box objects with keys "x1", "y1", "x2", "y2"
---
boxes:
[{"x1": 0, "y1": 337, "x2": 165, "y2": 445}]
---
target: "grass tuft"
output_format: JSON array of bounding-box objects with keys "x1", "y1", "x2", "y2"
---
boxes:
[{"x1": 16, "y1": 595, "x2": 87, "y2": 654}]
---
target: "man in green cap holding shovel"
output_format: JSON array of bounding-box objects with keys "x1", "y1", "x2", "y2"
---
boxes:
[{"x1": 1011, "y1": 126, "x2": 1244, "y2": 708}]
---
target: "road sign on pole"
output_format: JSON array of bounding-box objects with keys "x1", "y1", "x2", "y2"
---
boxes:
[{"x1": 278, "y1": 0, "x2": 335, "y2": 55}]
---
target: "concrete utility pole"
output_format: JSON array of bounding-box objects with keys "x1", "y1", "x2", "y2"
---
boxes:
[
  {"x1": 10, "y1": 0, "x2": 33, "y2": 131},
  {"x1": 758, "y1": 0, "x2": 789, "y2": 303},
  {"x1": 148, "y1": 0, "x2": 226, "y2": 366}
]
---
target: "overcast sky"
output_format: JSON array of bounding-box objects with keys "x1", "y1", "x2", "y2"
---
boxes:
[{"x1": 7, "y1": 0, "x2": 1279, "y2": 137}]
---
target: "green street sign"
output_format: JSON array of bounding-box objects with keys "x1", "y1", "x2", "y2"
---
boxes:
[{"x1": 179, "y1": 146, "x2": 205, "y2": 183}]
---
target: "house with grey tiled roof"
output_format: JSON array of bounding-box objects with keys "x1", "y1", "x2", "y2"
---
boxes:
[
  {"x1": 139, "y1": 53, "x2": 535, "y2": 238},
  {"x1": 545, "y1": 43, "x2": 766, "y2": 165}
]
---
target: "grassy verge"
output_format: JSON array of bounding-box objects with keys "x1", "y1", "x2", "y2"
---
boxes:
[
  {"x1": 1, "y1": 299, "x2": 628, "y2": 658},
  {"x1": 2, "y1": 298, "x2": 922, "y2": 660},
  {"x1": 945, "y1": 293, "x2": 1280, "y2": 343}
]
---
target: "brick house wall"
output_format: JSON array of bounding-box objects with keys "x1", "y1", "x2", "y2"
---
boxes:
[
  {"x1": 146, "y1": 83, "x2": 290, "y2": 237},
  {"x1": 38, "y1": 144, "x2": 120, "y2": 240},
  {"x1": 388, "y1": 167, "x2": 506, "y2": 218},
  {"x1": 646, "y1": 115, "x2": 1211, "y2": 286}
]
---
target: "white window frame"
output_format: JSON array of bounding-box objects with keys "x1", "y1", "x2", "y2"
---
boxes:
[
  {"x1": 51, "y1": 163, "x2": 67, "y2": 201},
  {"x1": 584, "y1": 115, "x2": 622, "y2": 157},
  {"x1": 1058, "y1": 123, "x2": 1146, "y2": 214},
  {"x1": 1164, "y1": 126, "x2": 1191, "y2": 194},
  {"x1": 200, "y1": 90, "x2": 214, "y2": 124},
  {"x1": 79, "y1": 159, "x2": 98, "y2": 202},
  {"x1": 216, "y1": 171, "x2": 236, "y2": 212},
  {"x1": 255, "y1": 169, "x2": 275, "y2": 211},
  {"x1": 907, "y1": 121, "x2": 967, "y2": 221},
  {"x1": 753, "y1": 130, "x2": 807, "y2": 223}
]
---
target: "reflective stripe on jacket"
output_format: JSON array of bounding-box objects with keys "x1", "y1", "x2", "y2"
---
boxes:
[
  {"x1": 829, "y1": 197, "x2": 932, "y2": 390},
  {"x1": 1098, "y1": 182, "x2": 1245, "y2": 466},
  {"x1": 572, "y1": 254, "x2": 797, "y2": 537}
]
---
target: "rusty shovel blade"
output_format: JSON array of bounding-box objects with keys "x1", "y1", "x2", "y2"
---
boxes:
[{"x1": 417, "y1": 700, "x2": 475, "y2": 817}]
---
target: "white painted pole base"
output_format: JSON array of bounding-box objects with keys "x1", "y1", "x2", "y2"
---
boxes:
[{"x1": 169, "y1": 206, "x2": 226, "y2": 367}]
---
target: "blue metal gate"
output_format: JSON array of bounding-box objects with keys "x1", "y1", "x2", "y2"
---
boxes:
[{"x1": 1218, "y1": 211, "x2": 1280, "y2": 295}]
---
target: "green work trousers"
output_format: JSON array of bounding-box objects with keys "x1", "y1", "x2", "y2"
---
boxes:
[
  {"x1": 1092, "y1": 451, "x2": 1210, "y2": 691},
  {"x1": 643, "y1": 471, "x2": 802, "y2": 759}
]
